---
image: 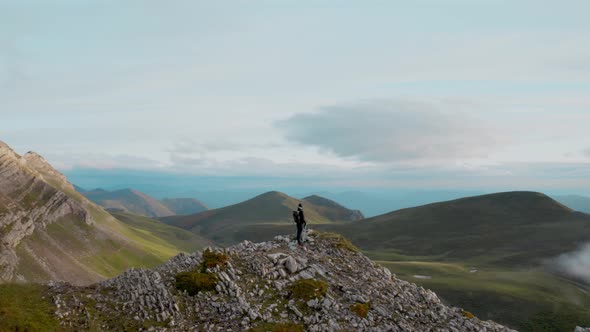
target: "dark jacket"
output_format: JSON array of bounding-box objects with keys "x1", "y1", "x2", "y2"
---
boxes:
[
  {"x1": 297, "y1": 206, "x2": 306, "y2": 226},
  {"x1": 292, "y1": 211, "x2": 300, "y2": 225}
]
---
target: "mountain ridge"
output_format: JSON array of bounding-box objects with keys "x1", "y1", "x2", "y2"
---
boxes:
[
  {"x1": 83, "y1": 188, "x2": 176, "y2": 218},
  {"x1": 0, "y1": 141, "x2": 208, "y2": 285}
]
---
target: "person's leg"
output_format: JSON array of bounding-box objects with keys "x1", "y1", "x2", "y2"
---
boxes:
[{"x1": 297, "y1": 225, "x2": 303, "y2": 245}]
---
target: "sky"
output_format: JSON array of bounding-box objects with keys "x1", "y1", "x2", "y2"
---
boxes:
[{"x1": 2, "y1": 0, "x2": 590, "y2": 194}]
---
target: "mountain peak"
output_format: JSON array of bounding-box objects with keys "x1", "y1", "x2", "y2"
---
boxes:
[
  {"x1": 23, "y1": 151, "x2": 75, "y2": 192},
  {"x1": 48, "y1": 231, "x2": 514, "y2": 331},
  {"x1": 303, "y1": 194, "x2": 365, "y2": 221},
  {"x1": 0, "y1": 140, "x2": 11, "y2": 149},
  {"x1": 257, "y1": 190, "x2": 290, "y2": 199}
]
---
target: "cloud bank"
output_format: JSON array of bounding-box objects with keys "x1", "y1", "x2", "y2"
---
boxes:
[{"x1": 277, "y1": 100, "x2": 502, "y2": 163}]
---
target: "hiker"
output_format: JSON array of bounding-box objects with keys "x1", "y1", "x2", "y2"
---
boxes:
[
  {"x1": 292, "y1": 208, "x2": 305, "y2": 246},
  {"x1": 296, "y1": 203, "x2": 306, "y2": 245},
  {"x1": 297, "y1": 203, "x2": 306, "y2": 225}
]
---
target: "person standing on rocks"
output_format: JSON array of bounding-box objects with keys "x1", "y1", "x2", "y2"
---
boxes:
[{"x1": 296, "y1": 203, "x2": 307, "y2": 245}]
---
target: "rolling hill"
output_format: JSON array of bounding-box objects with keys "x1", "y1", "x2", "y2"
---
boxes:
[
  {"x1": 160, "y1": 197, "x2": 208, "y2": 215},
  {"x1": 83, "y1": 188, "x2": 176, "y2": 217},
  {"x1": 302, "y1": 195, "x2": 364, "y2": 221},
  {"x1": 317, "y1": 191, "x2": 590, "y2": 267},
  {"x1": 160, "y1": 191, "x2": 364, "y2": 245},
  {"x1": 0, "y1": 141, "x2": 209, "y2": 285}
]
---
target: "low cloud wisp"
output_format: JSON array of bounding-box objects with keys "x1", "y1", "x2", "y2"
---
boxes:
[{"x1": 554, "y1": 243, "x2": 590, "y2": 284}]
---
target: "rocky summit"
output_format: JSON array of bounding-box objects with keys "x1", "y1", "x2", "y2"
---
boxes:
[{"x1": 49, "y1": 230, "x2": 514, "y2": 331}]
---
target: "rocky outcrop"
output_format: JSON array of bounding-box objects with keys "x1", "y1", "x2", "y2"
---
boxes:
[
  {"x1": 0, "y1": 142, "x2": 93, "y2": 281},
  {"x1": 23, "y1": 151, "x2": 76, "y2": 193},
  {"x1": 49, "y1": 231, "x2": 515, "y2": 331}
]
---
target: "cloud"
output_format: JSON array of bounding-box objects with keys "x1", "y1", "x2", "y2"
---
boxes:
[
  {"x1": 277, "y1": 100, "x2": 504, "y2": 163},
  {"x1": 583, "y1": 148, "x2": 590, "y2": 158},
  {"x1": 554, "y1": 243, "x2": 590, "y2": 284}
]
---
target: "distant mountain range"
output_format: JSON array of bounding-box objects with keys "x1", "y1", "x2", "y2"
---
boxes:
[
  {"x1": 160, "y1": 191, "x2": 364, "y2": 245},
  {"x1": 80, "y1": 188, "x2": 208, "y2": 218},
  {"x1": 0, "y1": 141, "x2": 209, "y2": 285}
]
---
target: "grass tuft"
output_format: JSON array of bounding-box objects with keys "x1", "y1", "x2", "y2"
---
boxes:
[
  {"x1": 248, "y1": 322, "x2": 305, "y2": 332},
  {"x1": 174, "y1": 248, "x2": 228, "y2": 296},
  {"x1": 287, "y1": 278, "x2": 328, "y2": 301},
  {"x1": 462, "y1": 310, "x2": 475, "y2": 319},
  {"x1": 317, "y1": 232, "x2": 359, "y2": 252},
  {"x1": 350, "y1": 302, "x2": 370, "y2": 318},
  {"x1": 201, "y1": 248, "x2": 228, "y2": 272},
  {"x1": 174, "y1": 270, "x2": 218, "y2": 295}
]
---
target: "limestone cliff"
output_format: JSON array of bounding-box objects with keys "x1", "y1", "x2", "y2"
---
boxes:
[
  {"x1": 0, "y1": 141, "x2": 94, "y2": 282},
  {"x1": 0, "y1": 140, "x2": 206, "y2": 285}
]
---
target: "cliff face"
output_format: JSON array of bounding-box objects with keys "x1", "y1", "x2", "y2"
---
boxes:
[
  {"x1": 49, "y1": 231, "x2": 515, "y2": 331},
  {"x1": 0, "y1": 141, "x2": 205, "y2": 285},
  {"x1": 0, "y1": 142, "x2": 94, "y2": 282}
]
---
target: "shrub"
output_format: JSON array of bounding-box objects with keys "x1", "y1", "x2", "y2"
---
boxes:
[
  {"x1": 174, "y1": 249, "x2": 228, "y2": 296},
  {"x1": 174, "y1": 270, "x2": 218, "y2": 295},
  {"x1": 248, "y1": 322, "x2": 305, "y2": 332},
  {"x1": 350, "y1": 302, "x2": 370, "y2": 318},
  {"x1": 287, "y1": 278, "x2": 328, "y2": 301},
  {"x1": 201, "y1": 248, "x2": 228, "y2": 272}
]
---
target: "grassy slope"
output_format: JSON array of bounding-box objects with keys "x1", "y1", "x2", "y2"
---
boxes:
[
  {"x1": 0, "y1": 284, "x2": 58, "y2": 331},
  {"x1": 110, "y1": 212, "x2": 212, "y2": 254},
  {"x1": 311, "y1": 192, "x2": 590, "y2": 331},
  {"x1": 376, "y1": 259, "x2": 590, "y2": 331}
]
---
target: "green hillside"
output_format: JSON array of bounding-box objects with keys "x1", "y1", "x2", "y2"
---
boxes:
[
  {"x1": 110, "y1": 212, "x2": 212, "y2": 254},
  {"x1": 319, "y1": 191, "x2": 590, "y2": 267}
]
